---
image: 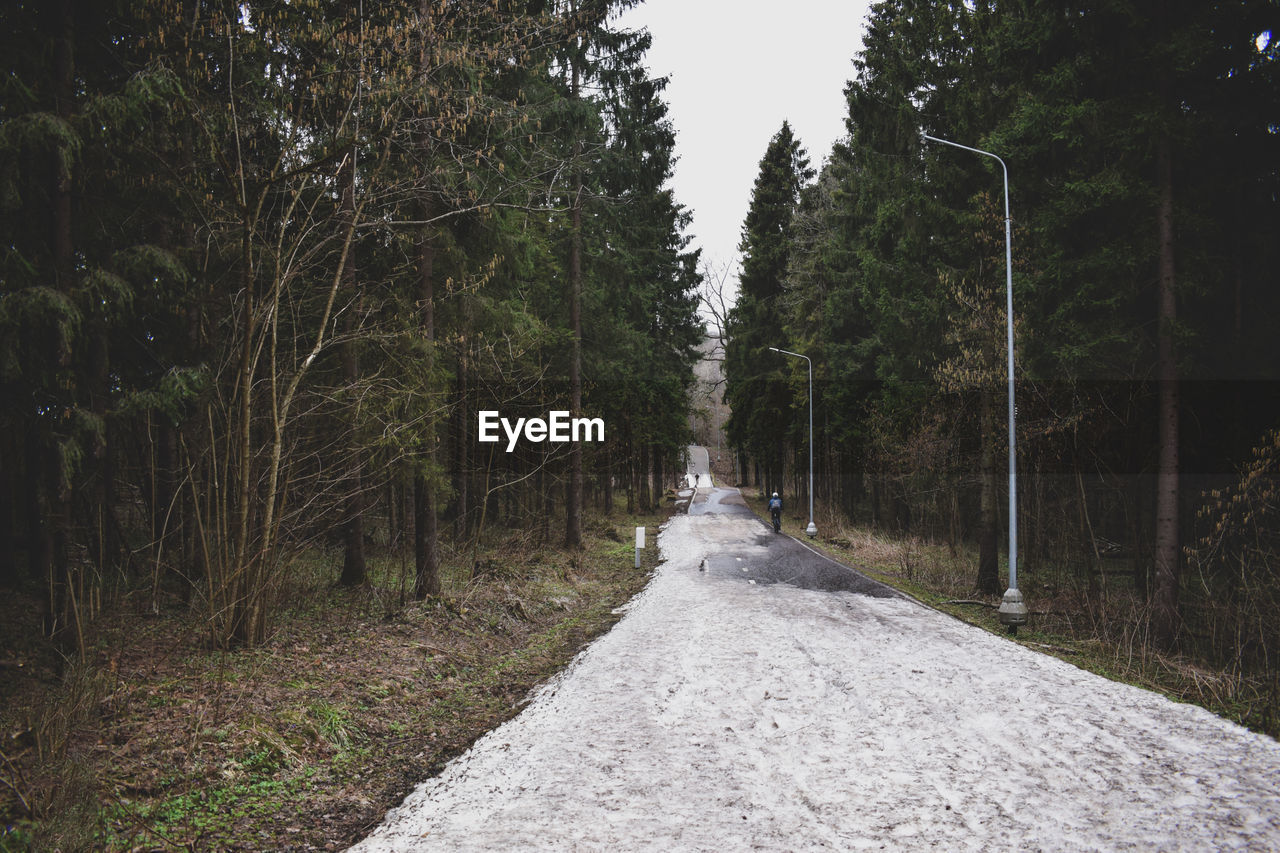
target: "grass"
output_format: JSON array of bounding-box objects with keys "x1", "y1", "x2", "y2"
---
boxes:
[{"x1": 0, "y1": 508, "x2": 669, "y2": 851}]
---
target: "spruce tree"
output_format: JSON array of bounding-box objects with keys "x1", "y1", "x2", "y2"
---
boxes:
[{"x1": 724, "y1": 122, "x2": 812, "y2": 493}]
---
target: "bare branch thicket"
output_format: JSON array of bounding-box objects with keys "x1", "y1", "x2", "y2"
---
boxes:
[{"x1": 697, "y1": 256, "x2": 738, "y2": 356}]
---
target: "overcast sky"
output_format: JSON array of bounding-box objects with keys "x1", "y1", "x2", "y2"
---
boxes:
[{"x1": 615, "y1": 0, "x2": 876, "y2": 293}]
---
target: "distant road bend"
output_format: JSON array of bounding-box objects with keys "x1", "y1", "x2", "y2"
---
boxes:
[{"x1": 351, "y1": 447, "x2": 1280, "y2": 851}]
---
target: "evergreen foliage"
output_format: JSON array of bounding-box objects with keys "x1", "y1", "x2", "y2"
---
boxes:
[
  {"x1": 0, "y1": 0, "x2": 701, "y2": 648},
  {"x1": 724, "y1": 122, "x2": 812, "y2": 494},
  {"x1": 725, "y1": 0, "x2": 1280, "y2": 656}
]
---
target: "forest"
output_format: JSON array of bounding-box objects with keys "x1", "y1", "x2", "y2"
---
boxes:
[
  {"x1": 0, "y1": 0, "x2": 701, "y2": 846},
  {"x1": 4, "y1": 0, "x2": 1280, "y2": 847},
  {"x1": 725, "y1": 0, "x2": 1280, "y2": 725},
  {"x1": 0, "y1": 0, "x2": 701, "y2": 647}
]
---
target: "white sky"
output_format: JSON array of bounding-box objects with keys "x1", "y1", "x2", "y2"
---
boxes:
[{"x1": 615, "y1": 0, "x2": 876, "y2": 285}]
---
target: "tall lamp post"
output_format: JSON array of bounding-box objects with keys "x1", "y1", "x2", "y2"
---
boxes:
[
  {"x1": 921, "y1": 133, "x2": 1028, "y2": 632},
  {"x1": 769, "y1": 347, "x2": 818, "y2": 538}
]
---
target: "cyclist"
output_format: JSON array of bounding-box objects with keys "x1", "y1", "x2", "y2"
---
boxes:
[{"x1": 768, "y1": 491, "x2": 782, "y2": 533}]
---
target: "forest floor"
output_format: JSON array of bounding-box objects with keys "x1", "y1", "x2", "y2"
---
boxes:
[{"x1": 0, "y1": 510, "x2": 665, "y2": 852}]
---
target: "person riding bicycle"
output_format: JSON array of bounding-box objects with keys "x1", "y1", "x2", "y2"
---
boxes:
[{"x1": 768, "y1": 491, "x2": 782, "y2": 532}]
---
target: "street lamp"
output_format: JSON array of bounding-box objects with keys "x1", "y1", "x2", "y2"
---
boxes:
[
  {"x1": 921, "y1": 133, "x2": 1028, "y2": 632},
  {"x1": 768, "y1": 346, "x2": 818, "y2": 538}
]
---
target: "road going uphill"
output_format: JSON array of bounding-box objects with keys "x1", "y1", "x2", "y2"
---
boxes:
[{"x1": 351, "y1": 480, "x2": 1280, "y2": 851}]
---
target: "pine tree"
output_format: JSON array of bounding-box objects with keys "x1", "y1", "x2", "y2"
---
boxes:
[
  {"x1": 590, "y1": 55, "x2": 702, "y2": 508},
  {"x1": 724, "y1": 122, "x2": 812, "y2": 493}
]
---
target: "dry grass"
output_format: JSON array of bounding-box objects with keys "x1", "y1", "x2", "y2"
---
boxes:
[
  {"x1": 818, "y1": 515, "x2": 976, "y2": 600},
  {"x1": 0, "y1": 511, "x2": 667, "y2": 851}
]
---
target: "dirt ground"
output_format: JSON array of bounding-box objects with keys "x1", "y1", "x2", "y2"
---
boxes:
[{"x1": 0, "y1": 516, "x2": 661, "y2": 851}]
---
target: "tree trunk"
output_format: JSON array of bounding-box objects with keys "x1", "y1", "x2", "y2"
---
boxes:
[
  {"x1": 339, "y1": 318, "x2": 367, "y2": 587},
  {"x1": 652, "y1": 446, "x2": 663, "y2": 507},
  {"x1": 176, "y1": 39, "x2": 201, "y2": 586},
  {"x1": 26, "y1": 432, "x2": 53, "y2": 631},
  {"x1": 1152, "y1": 136, "x2": 1180, "y2": 648},
  {"x1": 339, "y1": 153, "x2": 367, "y2": 587},
  {"x1": 540, "y1": 449, "x2": 552, "y2": 543},
  {"x1": 453, "y1": 350, "x2": 469, "y2": 540},
  {"x1": 602, "y1": 446, "x2": 613, "y2": 515},
  {"x1": 566, "y1": 197, "x2": 584, "y2": 546},
  {"x1": 45, "y1": 0, "x2": 75, "y2": 645},
  {"x1": 977, "y1": 385, "x2": 1000, "y2": 594},
  {"x1": 51, "y1": 0, "x2": 73, "y2": 291},
  {"x1": 0, "y1": 428, "x2": 14, "y2": 587},
  {"x1": 638, "y1": 443, "x2": 651, "y2": 512},
  {"x1": 565, "y1": 51, "x2": 584, "y2": 549},
  {"x1": 624, "y1": 419, "x2": 635, "y2": 513},
  {"x1": 414, "y1": 221, "x2": 440, "y2": 599},
  {"x1": 232, "y1": 221, "x2": 256, "y2": 642},
  {"x1": 87, "y1": 215, "x2": 115, "y2": 579}
]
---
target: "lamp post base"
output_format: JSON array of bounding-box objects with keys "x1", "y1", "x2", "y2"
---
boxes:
[
  {"x1": 805, "y1": 521, "x2": 817, "y2": 538},
  {"x1": 999, "y1": 587, "x2": 1028, "y2": 634}
]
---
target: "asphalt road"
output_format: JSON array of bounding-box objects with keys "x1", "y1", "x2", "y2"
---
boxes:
[
  {"x1": 690, "y1": 485, "x2": 898, "y2": 599},
  {"x1": 683, "y1": 439, "x2": 896, "y2": 599},
  {"x1": 683, "y1": 444, "x2": 713, "y2": 489}
]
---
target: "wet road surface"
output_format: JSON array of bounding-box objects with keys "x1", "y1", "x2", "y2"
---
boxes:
[{"x1": 691, "y1": 486, "x2": 898, "y2": 599}]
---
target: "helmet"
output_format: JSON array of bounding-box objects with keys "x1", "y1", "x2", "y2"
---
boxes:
[{"x1": 772, "y1": 492, "x2": 779, "y2": 498}]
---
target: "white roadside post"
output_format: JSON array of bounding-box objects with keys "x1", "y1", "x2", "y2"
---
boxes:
[
  {"x1": 921, "y1": 132, "x2": 1028, "y2": 632},
  {"x1": 635, "y1": 526, "x2": 645, "y2": 569},
  {"x1": 768, "y1": 346, "x2": 818, "y2": 538}
]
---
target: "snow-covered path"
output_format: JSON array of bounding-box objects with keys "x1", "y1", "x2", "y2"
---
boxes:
[{"x1": 351, "y1": 510, "x2": 1280, "y2": 851}]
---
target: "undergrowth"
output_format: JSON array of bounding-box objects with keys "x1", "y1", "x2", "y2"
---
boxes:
[{"x1": 0, "y1": 508, "x2": 668, "y2": 851}]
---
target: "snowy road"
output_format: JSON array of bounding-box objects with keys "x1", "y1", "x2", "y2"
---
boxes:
[{"x1": 351, "y1": 489, "x2": 1280, "y2": 851}]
